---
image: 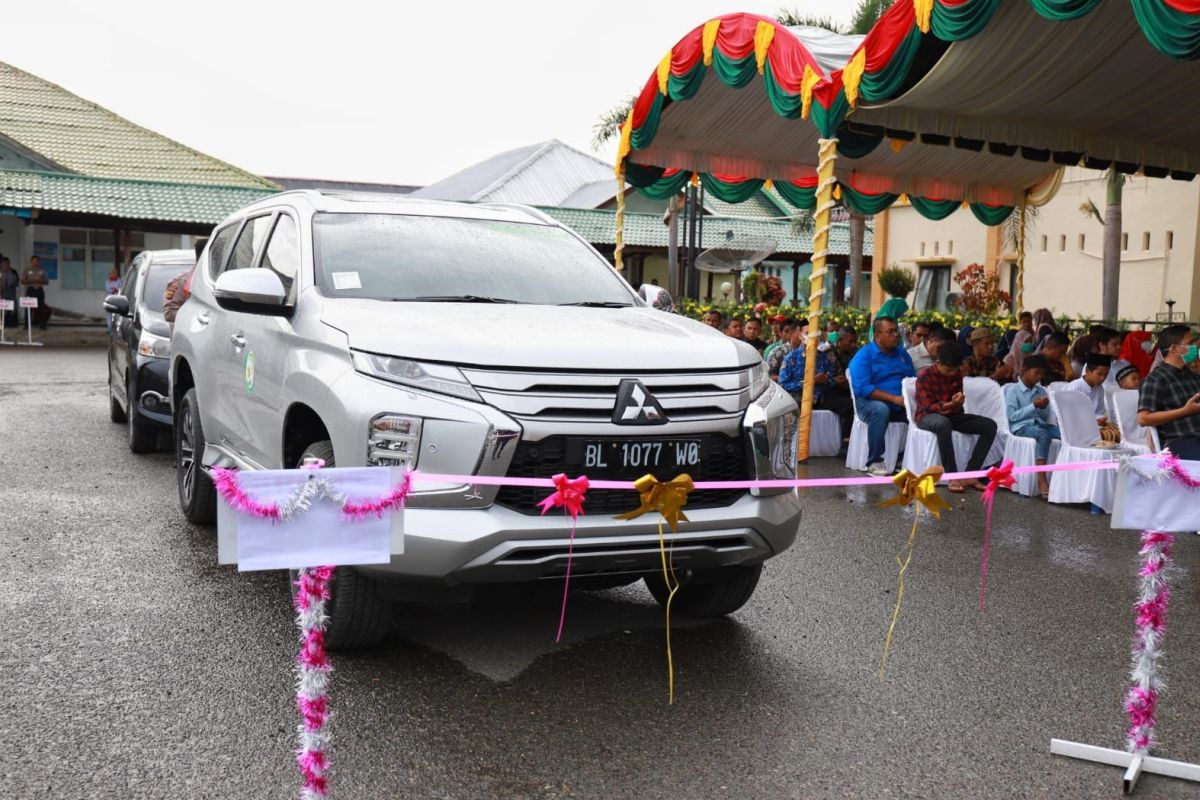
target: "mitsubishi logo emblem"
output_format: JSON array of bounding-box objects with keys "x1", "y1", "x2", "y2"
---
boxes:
[{"x1": 613, "y1": 379, "x2": 668, "y2": 425}]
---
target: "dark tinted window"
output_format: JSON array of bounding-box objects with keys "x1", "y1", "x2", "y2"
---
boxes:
[
  {"x1": 119, "y1": 262, "x2": 139, "y2": 297},
  {"x1": 143, "y1": 261, "x2": 192, "y2": 313},
  {"x1": 260, "y1": 214, "x2": 299, "y2": 301},
  {"x1": 227, "y1": 216, "x2": 272, "y2": 272},
  {"x1": 206, "y1": 223, "x2": 240, "y2": 279}
]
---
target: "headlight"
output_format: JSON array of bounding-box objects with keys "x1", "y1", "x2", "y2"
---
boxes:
[
  {"x1": 137, "y1": 330, "x2": 171, "y2": 359},
  {"x1": 748, "y1": 361, "x2": 769, "y2": 400},
  {"x1": 368, "y1": 414, "x2": 422, "y2": 468},
  {"x1": 352, "y1": 351, "x2": 482, "y2": 402}
]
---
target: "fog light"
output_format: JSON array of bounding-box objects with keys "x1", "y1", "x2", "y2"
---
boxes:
[{"x1": 367, "y1": 414, "x2": 422, "y2": 468}]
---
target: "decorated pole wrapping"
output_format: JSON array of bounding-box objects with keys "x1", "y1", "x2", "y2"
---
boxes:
[
  {"x1": 1015, "y1": 202, "x2": 1026, "y2": 314},
  {"x1": 797, "y1": 137, "x2": 838, "y2": 461},
  {"x1": 295, "y1": 566, "x2": 334, "y2": 800},
  {"x1": 1125, "y1": 530, "x2": 1174, "y2": 756}
]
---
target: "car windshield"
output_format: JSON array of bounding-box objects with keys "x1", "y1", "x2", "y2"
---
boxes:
[
  {"x1": 143, "y1": 261, "x2": 192, "y2": 313},
  {"x1": 312, "y1": 213, "x2": 634, "y2": 305}
]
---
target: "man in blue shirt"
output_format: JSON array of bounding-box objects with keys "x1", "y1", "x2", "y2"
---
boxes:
[
  {"x1": 848, "y1": 316, "x2": 916, "y2": 475},
  {"x1": 1003, "y1": 354, "x2": 1060, "y2": 497}
]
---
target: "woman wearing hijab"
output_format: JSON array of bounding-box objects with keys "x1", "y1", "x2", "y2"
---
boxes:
[{"x1": 1032, "y1": 308, "x2": 1056, "y2": 346}]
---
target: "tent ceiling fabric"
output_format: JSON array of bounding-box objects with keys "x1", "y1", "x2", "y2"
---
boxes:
[
  {"x1": 859, "y1": 1, "x2": 1200, "y2": 173},
  {"x1": 620, "y1": 1, "x2": 1200, "y2": 211}
]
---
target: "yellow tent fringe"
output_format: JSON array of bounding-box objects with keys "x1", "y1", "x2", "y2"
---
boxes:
[
  {"x1": 657, "y1": 51, "x2": 672, "y2": 95},
  {"x1": 615, "y1": 113, "x2": 633, "y2": 177},
  {"x1": 690, "y1": 172, "x2": 700, "y2": 187},
  {"x1": 800, "y1": 64, "x2": 821, "y2": 119},
  {"x1": 702, "y1": 20, "x2": 720, "y2": 66},
  {"x1": 914, "y1": 0, "x2": 934, "y2": 33},
  {"x1": 842, "y1": 49, "x2": 866, "y2": 107},
  {"x1": 754, "y1": 21, "x2": 775, "y2": 74},
  {"x1": 890, "y1": 138, "x2": 908, "y2": 153}
]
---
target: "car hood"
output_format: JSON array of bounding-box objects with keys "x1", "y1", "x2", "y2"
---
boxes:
[{"x1": 320, "y1": 300, "x2": 759, "y2": 371}]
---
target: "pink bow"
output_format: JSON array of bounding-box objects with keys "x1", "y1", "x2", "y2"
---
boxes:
[
  {"x1": 538, "y1": 473, "x2": 589, "y2": 519},
  {"x1": 978, "y1": 459, "x2": 1014, "y2": 610},
  {"x1": 982, "y1": 460, "x2": 1015, "y2": 503}
]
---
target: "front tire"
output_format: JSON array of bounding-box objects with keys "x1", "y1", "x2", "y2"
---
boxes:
[
  {"x1": 108, "y1": 369, "x2": 126, "y2": 424},
  {"x1": 175, "y1": 387, "x2": 216, "y2": 524},
  {"x1": 644, "y1": 563, "x2": 764, "y2": 617},
  {"x1": 295, "y1": 440, "x2": 392, "y2": 650}
]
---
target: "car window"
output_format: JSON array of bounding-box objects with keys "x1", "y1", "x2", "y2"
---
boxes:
[
  {"x1": 119, "y1": 262, "x2": 139, "y2": 297},
  {"x1": 206, "y1": 223, "x2": 240, "y2": 280},
  {"x1": 260, "y1": 214, "x2": 299, "y2": 301},
  {"x1": 143, "y1": 261, "x2": 192, "y2": 313},
  {"x1": 227, "y1": 215, "x2": 273, "y2": 273}
]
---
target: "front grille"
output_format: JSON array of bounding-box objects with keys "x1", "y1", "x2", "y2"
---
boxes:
[{"x1": 495, "y1": 434, "x2": 750, "y2": 515}]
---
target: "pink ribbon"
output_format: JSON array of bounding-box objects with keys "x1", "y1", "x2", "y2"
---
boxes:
[
  {"x1": 978, "y1": 460, "x2": 1015, "y2": 611},
  {"x1": 538, "y1": 474, "x2": 589, "y2": 642}
]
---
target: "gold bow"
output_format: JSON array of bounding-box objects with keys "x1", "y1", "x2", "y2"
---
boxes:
[
  {"x1": 876, "y1": 467, "x2": 950, "y2": 518},
  {"x1": 615, "y1": 474, "x2": 694, "y2": 532}
]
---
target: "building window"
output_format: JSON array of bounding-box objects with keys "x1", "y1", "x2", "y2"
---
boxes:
[
  {"x1": 920, "y1": 241, "x2": 926, "y2": 256},
  {"x1": 933, "y1": 241, "x2": 939, "y2": 255},
  {"x1": 58, "y1": 228, "x2": 143, "y2": 291},
  {"x1": 1078, "y1": 233, "x2": 1085, "y2": 250},
  {"x1": 948, "y1": 240, "x2": 954, "y2": 255},
  {"x1": 1059, "y1": 234, "x2": 1066, "y2": 252},
  {"x1": 1143, "y1": 232, "x2": 1151, "y2": 251},
  {"x1": 913, "y1": 264, "x2": 952, "y2": 312},
  {"x1": 1122, "y1": 232, "x2": 1129, "y2": 251},
  {"x1": 1167, "y1": 231, "x2": 1174, "y2": 250},
  {"x1": 1041, "y1": 235, "x2": 1048, "y2": 252}
]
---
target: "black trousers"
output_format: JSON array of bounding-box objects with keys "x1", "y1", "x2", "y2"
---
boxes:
[
  {"x1": 818, "y1": 390, "x2": 855, "y2": 438},
  {"x1": 1165, "y1": 436, "x2": 1200, "y2": 461},
  {"x1": 917, "y1": 412, "x2": 997, "y2": 473}
]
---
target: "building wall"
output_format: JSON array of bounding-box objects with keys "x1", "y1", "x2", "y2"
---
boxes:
[{"x1": 881, "y1": 167, "x2": 1200, "y2": 320}]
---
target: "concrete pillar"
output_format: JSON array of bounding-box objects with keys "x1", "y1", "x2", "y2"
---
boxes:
[{"x1": 869, "y1": 209, "x2": 889, "y2": 311}]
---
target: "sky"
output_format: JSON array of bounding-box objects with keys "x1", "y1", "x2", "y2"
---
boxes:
[{"x1": 1, "y1": 1, "x2": 854, "y2": 187}]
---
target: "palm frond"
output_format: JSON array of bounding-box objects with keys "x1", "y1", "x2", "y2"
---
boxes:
[
  {"x1": 592, "y1": 96, "x2": 635, "y2": 152},
  {"x1": 774, "y1": 7, "x2": 847, "y2": 32},
  {"x1": 789, "y1": 210, "x2": 815, "y2": 237},
  {"x1": 1079, "y1": 199, "x2": 1103, "y2": 226},
  {"x1": 1002, "y1": 203, "x2": 1041, "y2": 254},
  {"x1": 849, "y1": 0, "x2": 888, "y2": 34}
]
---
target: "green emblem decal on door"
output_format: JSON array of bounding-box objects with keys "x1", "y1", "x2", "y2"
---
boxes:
[{"x1": 244, "y1": 351, "x2": 256, "y2": 395}]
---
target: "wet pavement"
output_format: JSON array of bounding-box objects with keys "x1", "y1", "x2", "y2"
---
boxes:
[{"x1": 2, "y1": 347, "x2": 1198, "y2": 799}]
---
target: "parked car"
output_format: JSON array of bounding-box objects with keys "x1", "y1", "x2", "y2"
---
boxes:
[
  {"x1": 170, "y1": 191, "x2": 801, "y2": 648},
  {"x1": 104, "y1": 249, "x2": 195, "y2": 452}
]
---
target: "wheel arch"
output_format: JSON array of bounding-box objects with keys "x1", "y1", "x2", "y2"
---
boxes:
[
  {"x1": 171, "y1": 356, "x2": 195, "y2": 413},
  {"x1": 283, "y1": 403, "x2": 332, "y2": 468}
]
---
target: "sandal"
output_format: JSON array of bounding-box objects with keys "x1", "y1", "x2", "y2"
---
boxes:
[{"x1": 948, "y1": 481, "x2": 967, "y2": 494}]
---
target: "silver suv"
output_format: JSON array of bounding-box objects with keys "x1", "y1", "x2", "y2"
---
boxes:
[{"x1": 170, "y1": 191, "x2": 801, "y2": 648}]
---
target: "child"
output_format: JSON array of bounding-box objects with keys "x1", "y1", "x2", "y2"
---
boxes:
[
  {"x1": 913, "y1": 344, "x2": 997, "y2": 493},
  {"x1": 1066, "y1": 354, "x2": 1120, "y2": 442},
  {"x1": 1004, "y1": 354, "x2": 1060, "y2": 498},
  {"x1": 1115, "y1": 364, "x2": 1142, "y2": 390}
]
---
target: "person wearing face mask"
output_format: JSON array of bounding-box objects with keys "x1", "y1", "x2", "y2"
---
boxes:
[{"x1": 1137, "y1": 325, "x2": 1200, "y2": 460}]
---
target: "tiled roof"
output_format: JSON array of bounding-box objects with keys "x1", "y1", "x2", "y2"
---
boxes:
[
  {"x1": 539, "y1": 206, "x2": 871, "y2": 257},
  {"x1": 0, "y1": 170, "x2": 274, "y2": 225},
  {"x1": 413, "y1": 140, "x2": 615, "y2": 205},
  {"x1": 0, "y1": 62, "x2": 277, "y2": 190}
]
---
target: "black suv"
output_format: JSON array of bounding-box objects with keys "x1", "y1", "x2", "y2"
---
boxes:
[{"x1": 104, "y1": 249, "x2": 194, "y2": 452}]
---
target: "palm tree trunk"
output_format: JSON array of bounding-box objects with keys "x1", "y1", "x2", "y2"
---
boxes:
[
  {"x1": 666, "y1": 195, "x2": 680, "y2": 298},
  {"x1": 1101, "y1": 169, "x2": 1123, "y2": 321},
  {"x1": 848, "y1": 211, "x2": 865, "y2": 307}
]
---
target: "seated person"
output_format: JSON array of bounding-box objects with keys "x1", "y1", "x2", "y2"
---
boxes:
[
  {"x1": 913, "y1": 345, "x2": 997, "y2": 493},
  {"x1": 723, "y1": 318, "x2": 743, "y2": 339},
  {"x1": 1065, "y1": 354, "x2": 1120, "y2": 442},
  {"x1": 1137, "y1": 324, "x2": 1200, "y2": 460},
  {"x1": 742, "y1": 318, "x2": 766, "y2": 354},
  {"x1": 906, "y1": 321, "x2": 931, "y2": 351},
  {"x1": 702, "y1": 309, "x2": 723, "y2": 329},
  {"x1": 767, "y1": 318, "x2": 805, "y2": 380},
  {"x1": 1092, "y1": 326, "x2": 1131, "y2": 385},
  {"x1": 963, "y1": 327, "x2": 1014, "y2": 382},
  {"x1": 848, "y1": 316, "x2": 917, "y2": 476},
  {"x1": 824, "y1": 325, "x2": 859, "y2": 439},
  {"x1": 779, "y1": 331, "x2": 833, "y2": 406},
  {"x1": 1003, "y1": 355, "x2": 1060, "y2": 497},
  {"x1": 908, "y1": 327, "x2": 957, "y2": 371},
  {"x1": 1038, "y1": 332, "x2": 1073, "y2": 385},
  {"x1": 1115, "y1": 364, "x2": 1142, "y2": 391}
]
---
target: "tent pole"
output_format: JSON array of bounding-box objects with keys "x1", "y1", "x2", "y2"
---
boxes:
[
  {"x1": 1016, "y1": 202, "x2": 1026, "y2": 314},
  {"x1": 797, "y1": 138, "x2": 838, "y2": 462}
]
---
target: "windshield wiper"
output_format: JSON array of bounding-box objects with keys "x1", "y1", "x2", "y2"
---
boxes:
[
  {"x1": 393, "y1": 295, "x2": 525, "y2": 304},
  {"x1": 557, "y1": 301, "x2": 632, "y2": 308}
]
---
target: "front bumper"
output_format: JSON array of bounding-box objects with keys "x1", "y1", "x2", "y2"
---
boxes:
[
  {"x1": 133, "y1": 357, "x2": 172, "y2": 427},
  {"x1": 356, "y1": 489, "x2": 801, "y2": 585}
]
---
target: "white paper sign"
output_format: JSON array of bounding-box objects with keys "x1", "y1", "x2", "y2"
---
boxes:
[
  {"x1": 331, "y1": 271, "x2": 362, "y2": 290},
  {"x1": 216, "y1": 467, "x2": 403, "y2": 571},
  {"x1": 0, "y1": 299, "x2": 12, "y2": 311},
  {"x1": 19, "y1": 297, "x2": 38, "y2": 309},
  {"x1": 1111, "y1": 455, "x2": 1200, "y2": 532}
]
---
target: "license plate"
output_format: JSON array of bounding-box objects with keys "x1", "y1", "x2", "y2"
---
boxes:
[{"x1": 568, "y1": 439, "x2": 703, "y2": 476}]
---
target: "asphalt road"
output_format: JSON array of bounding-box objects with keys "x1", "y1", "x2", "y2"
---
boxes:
[{"x1": 2, "y1": 347, "x2": 1199, "y2": 799}]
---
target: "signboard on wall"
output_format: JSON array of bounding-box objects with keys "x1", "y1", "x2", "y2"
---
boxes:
[{"x1": 33, "y1": 241, "x2": 57, "y2": 280}]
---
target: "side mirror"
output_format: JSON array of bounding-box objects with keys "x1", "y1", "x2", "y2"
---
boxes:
[
  {"x1": 638, "y1": 283, "x2": 674, "y2": 313},
  {"x1": 213, "y1": 268, "x2": 287, "y2": 310},
  {"x1": 103, "y1": 294, "x2": 129, "y2": 316}
]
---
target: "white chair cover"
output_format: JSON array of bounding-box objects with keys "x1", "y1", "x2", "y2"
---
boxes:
[
  {"x1": 963, "y1": 377, "x2": 1007, "y2": 466},
  {"x1": 1113, "y1": 389, "x2": 1153, "y2": 455},
  {"x1": 845, "y1": 370, "x2": 907, "y2": 472},
  {"x1": 991, "y1": 382, "x2": 1062, "y2": 497},
  {"x1": 900, "y1": 377, "x2": 978, "y2": 475},
  {"x1": 1046, "y1": 390, "x2": 1125, "y2": 511},
  {"x1": 1044, "y1": 381, "x2": 1068, "y2": 425},
  {"x1": 808, "y1": 409, "x2": 842, "y2": 458}
]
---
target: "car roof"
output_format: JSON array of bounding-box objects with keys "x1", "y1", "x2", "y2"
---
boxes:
[
  {"x1": 140, "y1": 249, "x2": 195, "y2": 266},
  {"x1": 234, "y1": 190, "x2": 556, "y2": 226}
]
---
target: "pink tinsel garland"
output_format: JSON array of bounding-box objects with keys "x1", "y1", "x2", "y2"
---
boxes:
[
  {"x1": 295, "y1": 565, "x2": 334, "y2": 799},
  {"x1": 211, "y1": 467, "x2": 281, "y2": 520},
  {"x1": 1125, "y1": 530, "x2": 1173, "y2": 755}
]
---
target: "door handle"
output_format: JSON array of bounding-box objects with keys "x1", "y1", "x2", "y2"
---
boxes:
[
  {"x1": 196, "y1": 311, "x2": 210, "y2": 327},
  {"x1": 230, "y1": 333, "x2": 246, "y2": 349}
]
